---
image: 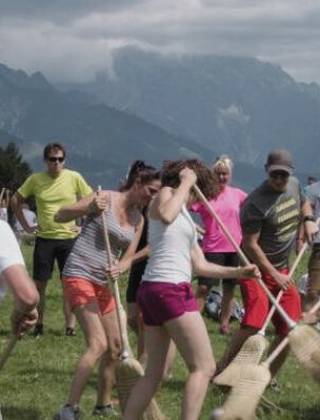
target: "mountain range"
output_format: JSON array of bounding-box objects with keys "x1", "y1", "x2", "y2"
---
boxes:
[{"x1": 1, "y1": 48, "x2": 320, "y2": 190}]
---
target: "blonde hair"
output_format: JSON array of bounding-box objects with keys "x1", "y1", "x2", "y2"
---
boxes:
[{"x1": 212, "y1": 155, "x2": 233, "y2": 174}]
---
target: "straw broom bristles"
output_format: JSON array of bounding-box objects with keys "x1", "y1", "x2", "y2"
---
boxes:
[
  {"x1": 99, "y1": 193, "x2": 165, "y2": 420},
  {"x1": 212, "y1": 299, "x2": 320, "y2": 420},
  {"x1": 214, "y1": 241, "x2": 309, "y2": 388}
]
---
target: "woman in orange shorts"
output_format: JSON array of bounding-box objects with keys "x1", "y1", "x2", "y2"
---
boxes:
[{"x1": 53, "y1": 161, "x2": 161, "y2": 420}]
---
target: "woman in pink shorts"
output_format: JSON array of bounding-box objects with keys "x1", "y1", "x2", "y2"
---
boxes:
[
  {"x1": 53, "y1": 161, "x2": 161, "y2": 420},
  {"x1": 124, "y1": 160, "x2": 259, "y2": 420}
]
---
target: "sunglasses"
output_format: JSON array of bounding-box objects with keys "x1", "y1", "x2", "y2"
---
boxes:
[
  {"x1": 269, "y1": 170, "x2": 289, "y2": 179},
  {"x1": 47, "y1": 157, "x2": 64, "y2": 163}
]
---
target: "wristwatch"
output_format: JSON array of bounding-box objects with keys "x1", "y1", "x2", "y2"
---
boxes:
[{"x1": 303, "y1": 215, "x2": 316, "y2": 223}]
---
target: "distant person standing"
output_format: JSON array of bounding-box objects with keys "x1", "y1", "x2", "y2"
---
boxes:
[
  {"x1": 303, "y1": 179, "x2": 320, "y2": 311},
  {"x1": 13, "y1": 203, "x2": 37, "y2": 245},
  {"x1": 190, "y1": 156, "x2": 247, "y2": 334},
  {"x1": 11, "y1": 143, "x2": 92, "y2": 337},
  {"x1": 0, "y1": 188, "x2": 10, "y2": 222}
]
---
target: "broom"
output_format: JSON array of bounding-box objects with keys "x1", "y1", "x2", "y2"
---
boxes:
[
  {"x1": 100, "y1": 203, "x2": 165, "y2": 420},
  {"x1": 211, "y1": 299, "x2": 320, "y2": 420},
  {"x1": 193, "y1": 185, "x2": 320, "y2": 380},
  {"x1": 0, "y1": 187, "x2": 5, "y2": 205},
  {"x1": 214, "y1": 240, "x2": 309, "y2": 388},
  {"x1": 0, "y1": 336, "x2": 18, "y2": 371}
]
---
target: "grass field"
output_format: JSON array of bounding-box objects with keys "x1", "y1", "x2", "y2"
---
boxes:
[{"x1": 0, "y1": 244, "x2": 319, "y2": 419}]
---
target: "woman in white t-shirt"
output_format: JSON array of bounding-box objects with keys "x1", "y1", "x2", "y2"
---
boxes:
[{"x1": 124, "y1": 160, "x2": 259, "y2": 420}]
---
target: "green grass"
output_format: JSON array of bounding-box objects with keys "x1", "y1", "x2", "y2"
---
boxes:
[{"x1": 0, "y1": 245, "x2": 319, "y2": 419}]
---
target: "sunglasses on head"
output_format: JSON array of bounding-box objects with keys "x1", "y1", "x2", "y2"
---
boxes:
[
  {"x1": 47, "y1": 157, "x2": 64, "y2": 163},
  {"x1": 269, "y1": 170, "x2": 289, "y2": 179}
]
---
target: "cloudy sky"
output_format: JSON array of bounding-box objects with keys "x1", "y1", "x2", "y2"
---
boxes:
[{"x1": 0, "y1": 0, "x2": 319, "y2": 84}]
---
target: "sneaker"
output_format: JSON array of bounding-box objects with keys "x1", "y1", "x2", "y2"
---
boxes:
[
  {"x1": 92, "y1": 404, "x2": 118, "y2": 417},
  {"x1": 269, "y1": 377, "x2": 281, "y2": 392},
  {"x1": 65, "y1": 327, "x2": 76, "y2": 337},
  {"x1": 33, "y1": 323, "x2": 44, "y2": 337},
  {"x1": 54, "y1": 405, "x2": 80, "y2": 420}
]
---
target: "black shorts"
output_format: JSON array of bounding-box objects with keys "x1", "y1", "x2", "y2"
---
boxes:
[
  {"x1": 198, "y1": 252, "x2": 239, "y2": 289},
  {"x1": 126, "y1": 260, "x2": 147, "y2": 303},
  {"x1": 33, "y1": 237, "x2": 76, "y2": 282}
]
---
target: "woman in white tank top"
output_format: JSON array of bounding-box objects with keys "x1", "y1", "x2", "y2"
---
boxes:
[{"x1": 124, "y1": 160, "x2": 259, "y2": 420}]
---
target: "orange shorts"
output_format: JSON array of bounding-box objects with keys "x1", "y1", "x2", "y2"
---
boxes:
[{"x1": 63, "y1": 276, "x2": 115, "y2": 315}]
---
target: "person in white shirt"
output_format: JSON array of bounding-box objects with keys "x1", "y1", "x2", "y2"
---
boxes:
[
  {"x1": 0, "y1": 220, "x2": 39, "y2": 418},
  {"x1": 124, "y1": 160, "x2": 259, "y2": 420}
]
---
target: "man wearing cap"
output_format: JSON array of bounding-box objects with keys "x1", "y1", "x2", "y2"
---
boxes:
[{"x1": 217, "y1": 149, "x2": 318, "y2": 380}]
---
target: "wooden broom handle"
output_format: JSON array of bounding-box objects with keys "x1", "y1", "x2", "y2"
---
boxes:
[
  {"x1": 0, "y1": 336, "x2": 18, "y2": 370},
  {"x1": 259, "y1": 240, "x2": 310, "y2": 335},
  {"x1": 193, "y1": 185, "x2": 297, "y2": 329},
  {"x1": 264, "y1": 297, "x2": 320, "y2": 367},
  {"x1": 0, "y1": 187, "x2": 5, "y2": 205},
  {"x1": 98, "y1": 187, "x2": 128, "y2": 357}
]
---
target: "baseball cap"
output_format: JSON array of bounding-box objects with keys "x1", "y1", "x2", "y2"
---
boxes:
[{"x1": 265, "y1": 149, "x2": 294, "y2": 175}]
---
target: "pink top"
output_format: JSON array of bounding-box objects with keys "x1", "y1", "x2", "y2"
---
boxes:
[{"x1": 191, "y1": 186, "x2": 247, "y2": 253}]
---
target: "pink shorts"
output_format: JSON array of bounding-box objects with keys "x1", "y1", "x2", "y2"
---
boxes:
[
  {"x1": 63, "y1": 276, "x2": 115, "y2": 315},
  {"x1": 240, "y1": 268, "x2": 301, "y2": 336},
  {"x1": 137, "y1": 281, "x2": 199, "y2": 326}
]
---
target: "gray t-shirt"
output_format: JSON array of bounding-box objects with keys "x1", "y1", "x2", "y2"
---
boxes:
[{"x1": 241, "y1": 177, "x2": 305, "y2": 268}]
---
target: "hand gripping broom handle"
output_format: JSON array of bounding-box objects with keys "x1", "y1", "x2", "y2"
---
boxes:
[
  {"x1": 264, "y1": 297, "x2": 320, "y2": 367},
  {"x1": 260, "y1": 217, "x2": 320, "y2": 334},
  {"x1": 259, "y1": 241, "x2": 310, "y2": 335},
  {"x1": 193, "y1": 185, "x2": 296, "y2": 329},
  {"x1": 98, "y1": 187, "x2": 128, "y2": 358}
]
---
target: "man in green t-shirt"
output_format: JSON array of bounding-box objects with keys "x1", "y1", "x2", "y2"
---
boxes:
[{"x1": 12, "y1": 143, "x2": 92, "y2": 337}]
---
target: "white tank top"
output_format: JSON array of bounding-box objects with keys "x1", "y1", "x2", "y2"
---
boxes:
[{"x1": 142, "y1": 205, "x2": 197, "y2": 284}]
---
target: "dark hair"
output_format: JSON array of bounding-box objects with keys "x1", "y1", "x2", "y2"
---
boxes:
[
  {"x1": 43, "y1": 143, "x2": 66, "y2": 160},
  {"x1": 119, "y1": 160, "x2": 160, "y2": 191},
  {"x1": 161, "y1": 159, "x2": 219, "y2": 199}
]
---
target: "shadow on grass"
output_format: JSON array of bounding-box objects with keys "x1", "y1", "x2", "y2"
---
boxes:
[{"x1": 1, "y1": 406, "x2": 41, "y2": 420}]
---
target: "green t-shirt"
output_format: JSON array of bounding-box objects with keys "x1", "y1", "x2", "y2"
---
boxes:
[
  {"x1": 240, "y1": 177, "x2": 305, "y2": 268},
  {"x1": 18, "y1": 169, "x2": 92, "y2": 239}
]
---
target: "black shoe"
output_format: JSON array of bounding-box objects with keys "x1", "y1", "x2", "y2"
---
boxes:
[
  {"x1": 33, "y1": 323, "x2": 44, "y2": 337},
  {"x1": 65, "y1": 327, "x2": 76, "y2": 337},
  {"x1": 92, "y1": 404, "x2": 118, "y2": 416}
]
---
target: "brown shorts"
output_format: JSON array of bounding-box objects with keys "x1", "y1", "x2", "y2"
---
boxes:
[{"x1": 308, "y1": 244, "x2": 320, "y2": 293}]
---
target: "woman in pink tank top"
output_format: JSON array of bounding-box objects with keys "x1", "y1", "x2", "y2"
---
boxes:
[{"x1": 191, "y1": 156, "x2": 247, "y2": 334}]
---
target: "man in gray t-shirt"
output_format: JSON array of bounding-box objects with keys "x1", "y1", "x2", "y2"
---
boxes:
[{"x1": 217, "y1": 149, "x2": 318, "y2": 381}]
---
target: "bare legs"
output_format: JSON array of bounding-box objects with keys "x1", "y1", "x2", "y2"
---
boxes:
[
  {"x1": 34, "y1": 279, "x2": 76, "y2": 331},
  {"x1": 34, "y1": 279, "x2": 47, "y2": 327},
  {"x1": 127, "y1": 302, "x2": 176, "y2": 375},
  {"x1": 197, "y1": 282, "x2": 236, "y2": 334},
  {"x1": 124, "y1": 311, "x2": 215, "y2": 420},
  {"x1": 219, "y1": 283, "x2": 236, "y2": 334},
  {"x1": 66, "y1": 304, "x2": 119, "y2": 407},
  {"x1": 61, "y1": 280, "x2": 76, "y2": 330}
]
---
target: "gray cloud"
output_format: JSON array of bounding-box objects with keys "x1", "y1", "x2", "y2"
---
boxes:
[{"x1": 0, "y1": 0, "x2": 319, "y2": 83}]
